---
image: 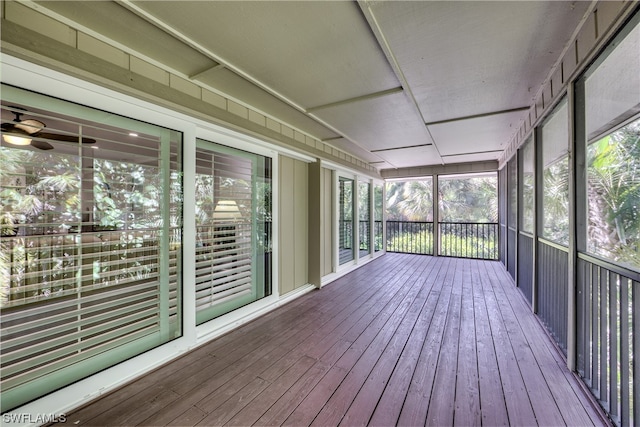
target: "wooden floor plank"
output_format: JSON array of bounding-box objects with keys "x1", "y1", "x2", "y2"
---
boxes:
[
  {"x1": 486, "y1": 261, "x2": 603, "y2": 426},
  {"x1": 426, "y1": 257, "x2": 463, "y2": 426},
  {"x1": 367, "y1": 255, "x2": 448, "y2": 426},
  {"x1": 478, "y1": 259, "x2": 538, "y2": 425},
  {"x1": 53, "y1": 254, "x2": 606, "y2": 427},
  {"x1": 472, "y1": 260, "x2": 510, "y2": 426},
  {"x1": 453, "y1": 258, "x2": 481, "y2": 426},
  {"x1": 397, "y1": 257, "x2": 455, "y2": 426},
  {"x1": 284, "y1": 256, "x2": 428, "y2": 426},
  {"x1": 487, "y1": 261, "x2": 566, "y2": 426},
  {"x1": 336, "y1": 257, "x2": 437, "y2": 426}
]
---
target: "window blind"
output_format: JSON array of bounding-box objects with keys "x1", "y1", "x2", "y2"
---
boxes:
[
  {"x1": 194, "y1": 142, "x2": 267, "y2": 324},
  {"x1": 359, "y1": 182, "x2": 370, "y2": 256}
]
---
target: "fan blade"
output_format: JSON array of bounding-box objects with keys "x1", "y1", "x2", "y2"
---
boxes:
[
  {"x1": 37, "y1": 132, "x2": 96, "y2": 144},
  {"x1": 30, "y1": 140, "x2": 54, "y2": 150}
]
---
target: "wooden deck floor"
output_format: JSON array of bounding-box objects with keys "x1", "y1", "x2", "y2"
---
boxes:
[{"x1": 58, "y1": 254, "x2": 607, "y2": 426}]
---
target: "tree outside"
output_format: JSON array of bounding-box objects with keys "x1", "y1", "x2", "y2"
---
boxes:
[{"x1": 587, "y1": 117, "x2": 640, "y2": 269}]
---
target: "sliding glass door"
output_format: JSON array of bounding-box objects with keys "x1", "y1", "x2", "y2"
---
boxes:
[
  {"x1": 338, "y1": 176, "x2": 355, "y2": 265},
  {"x1": 0, "y1": 86, "x2": 182, "y2": 412},
  {"x1": 194, "y1": 140, "x2": 271, "y2": 324},
  {"x1": 358, "y1": 181, "x2": 371, "y2": 257}
]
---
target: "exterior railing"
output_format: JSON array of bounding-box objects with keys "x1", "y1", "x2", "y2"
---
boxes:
[
  {"x1": 439, "y1": 222, "x2": 499, "y2": 260},
  {"x1": 576, "y1": 253, "x2": 639, "y2": 427},
  {"x1": 386, "y1": 221, "x2": 434, "y2": 255},
  {"x1": 386, "y1": 220, "x2": 498, "y2": 260},
  {"x1": 537, "y1": 239, "x2": 569, "y2": 355}
]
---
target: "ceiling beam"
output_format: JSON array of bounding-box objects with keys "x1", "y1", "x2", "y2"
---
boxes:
[
  {"x1": 424, "y1": 106, "x2": 530, "y2": 127},
  {"x1": 189, "y1": 63, "x2": 226, "y2": 80},
  {"x1": 440, "y1": 149, "x2": 503, "y2": 157},
  {"x1": 357, "y1": 0, "x2": 444, "y2": 165},
  {"x1": 371, "y1": 143, "x2": 432, "y2": 153},
  {"x1": 118, "y1": 0, "x2": 390, "y2": 168},
  {"x1": 306, "y1": 87, "x2": 403, "y2": 113}
]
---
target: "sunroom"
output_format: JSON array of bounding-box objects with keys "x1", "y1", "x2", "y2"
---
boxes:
[{"x1": 0, "y1": 1, "x2": 638, "y2": 426}]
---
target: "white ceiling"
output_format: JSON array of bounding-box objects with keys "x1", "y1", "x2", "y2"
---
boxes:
[{"x1": 34, "y1": 0, "x2": 592, "y2": 171}]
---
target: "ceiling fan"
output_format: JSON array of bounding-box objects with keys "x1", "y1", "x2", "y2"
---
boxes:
[{"x1": 1, "y1": 108, "x2": 96, "y2": 150}]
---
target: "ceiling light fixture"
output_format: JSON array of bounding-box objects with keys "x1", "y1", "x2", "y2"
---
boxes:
[
  {"x1": 2, "y1": 116, "x2": 44, "y2": 146},
  {"x1": 2, "y1": 134, "x2": 32, "y2": 146}
]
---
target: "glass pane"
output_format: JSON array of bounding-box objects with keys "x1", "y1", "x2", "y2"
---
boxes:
[
  {"x1": 541, "y1": 100, "x2": 569, "y2": 245},
  {"x1": 520, "y1": 137, "x2": 535, "y2": 233},
  {"x1": 0, "y1": 92, "x2": 182, "y2": 413},
  {"x1": 586, "y1": 117, "x2": 640, "y2": 269},
  {"x1": 338, "y1": 177, "x2": 354, "y2": 265},
  {"x1": 585, "y1": 20, "x2": 640, "y2": 140},
  {"x1": 194, "y1": 141, "x2": 271, "y2": 324},
  {"x1": 374, "y1": 184, "x2": 383, "y2": 252},
  {"x1": 358, "y1": 181, "x2": 370, "y2": 257}
]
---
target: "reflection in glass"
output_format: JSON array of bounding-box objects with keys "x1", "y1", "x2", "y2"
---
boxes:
[
  {"x1": 194, "y1": 143, "x2": 271, "y2": 324},
  {"x1": 0, "y1": 92, "x2": 182, "y2": 413}
]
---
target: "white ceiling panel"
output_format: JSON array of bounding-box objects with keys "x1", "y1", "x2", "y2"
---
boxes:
[
  {"x1": 326, "y1": 141, "x2": 387, "y2": 165},
  {"x1": 441, "y1": 152, "x2": 502, "y2": 165},
  {"x1": 369, "y1": 1, "x2": 591, "y2": 123},
  {"x1": 25, "y1": 1, "x2": 592, "y2": 172},
  {"x1": 130, "y1": 0, "x2": 400, "y2": 109},
  {"x1": 312, "y1": 91, "x2": 434, "y2": 153},
  {"x1": 428, "y1": 110, "x2": 526, "y2": 157},
  {"x1": 373, "y1": 145, "x2": 443, "y2": 169}
]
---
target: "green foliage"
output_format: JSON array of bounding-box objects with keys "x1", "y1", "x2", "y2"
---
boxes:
[
  {"x1": 386, "y1": 179, "x2": 433, "y2": 221},
  {"x1": 587, "y1": 118, "x2": 640, "y2": 268},
  {"x1": 386, "y1": 230, "x2": 433, "y2": 254},
  {"x1": 542, "y1": 157, "x2": 570, "y2": 244},
  {"x1": 439, "y1": 176, "x2": 497, "y2": 223},
  {"x1": 386, "y1": 229, "x2": 497, "y2": 259}
]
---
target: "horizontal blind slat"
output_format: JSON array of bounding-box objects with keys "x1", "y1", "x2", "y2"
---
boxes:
[
  {"x1": 1, "y1": 299, "x2": 158, "y2": 364},
  {"x1": 1, "y1": 311, "x2": 159, "y2": 378},
  {"x1": 1, "y1": 326, "x2": 160, "y2": 390}
]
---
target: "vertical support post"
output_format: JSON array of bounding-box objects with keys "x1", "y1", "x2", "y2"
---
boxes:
[
  {"x1": 432, "y1": 174, "x2": 439, "y2": 256},
  {"x1": 381, "y1": 182, "x2": 387, "y2": 254},
  {"x1": 332, "y1": 170, "x2": 339, "y2": 273},
  {"x1": 532, "y1": 129, "x2": 540, "y2": 314},
  {"x1": 568, "y1": 81, "x2": 583, "y2": 372},
  {"x1": 634, "y1": 279, "x2": 639, "y2": 427},
  {"x1": 159, "y1": 130, "x2": 171, "y2": 341},
  {"x1": 353, "y1": 176, "x2": 360, "y2": 264},
  {"x1": 369, "y1": 180, "x2": 374, "y2": 256},
  {"x1": 308, "y1": 160, "x2": 322, "y2": 288}
]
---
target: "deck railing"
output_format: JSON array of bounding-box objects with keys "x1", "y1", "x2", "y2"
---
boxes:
[
  {"x1": 439, "y1": 222, "x2": 499, "y2": 260},
  {"x1": 386, "y1": 221, "x2": 434, "y2": 255},
  {"x1": 386, "y1": 220, "x2": 498, "y2": 260},
  {"x1": 576, "y1": 253, "x2": 639, "y2": 427}
]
